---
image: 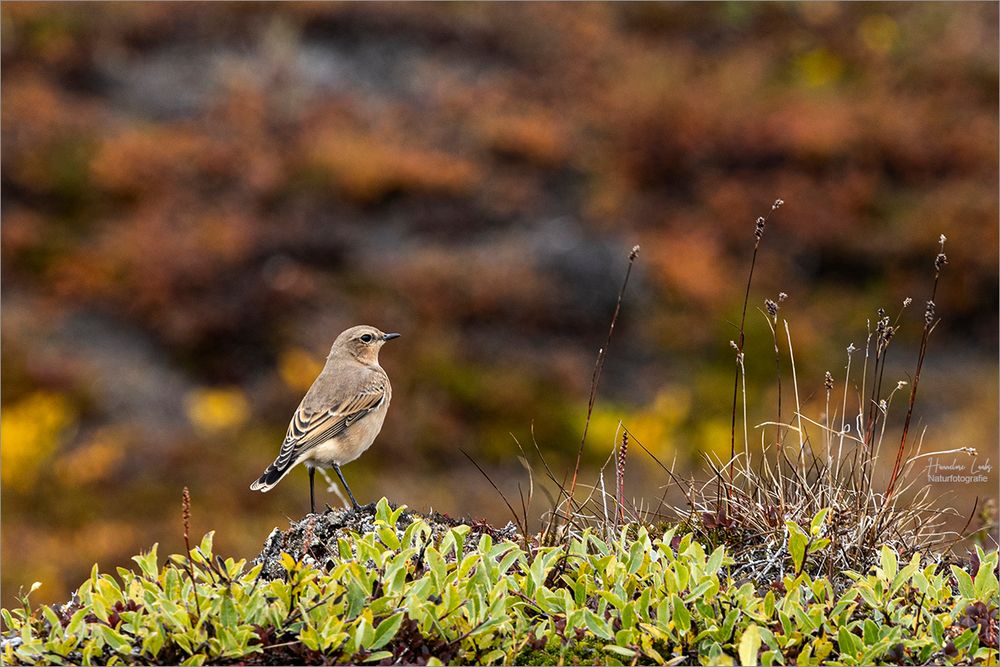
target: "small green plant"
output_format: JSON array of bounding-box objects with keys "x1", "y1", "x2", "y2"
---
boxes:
[{"x1": 3, "y1": 501, "x2": 996, "y2": 665}]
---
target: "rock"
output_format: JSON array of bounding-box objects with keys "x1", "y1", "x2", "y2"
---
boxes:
[{"x1": 252, "y1": 501, "x2": 520, "y2": 580}]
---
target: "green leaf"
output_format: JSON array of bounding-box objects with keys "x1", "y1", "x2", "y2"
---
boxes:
[
  {"x1": 838, "y1": 626, "x2": 860, "y2": 657},
  {"x1": 863, "y1": 618, "x2": 878, "y2": 645},
  {"x1": 604, "y1": 644, "x2": 637, "y2": 658},
  {"x1": 763, "y1": 590, "x2": 775, "y2": 618},
  {"x1": 279, "y1": 552, "x2": 297, "y2": 573},
  {"x1": 142, "y1": 632, "x2": 165, "y2": 658},
  {"x1": 739, "y1": 624, "x2": 761, "y2": 666},
  {"x1": 951, "y1": 565, "x2": 975, "y2": 599},
  {"x1": 363, "y1": 651, "x2": 394, "y2": 663},
  {"x1": 599, "y1": 590, "x2": 626, "y2": 611},
  {"x1": 760, "y1": 649, "x2": 782, "y2": 666},
  {"x1": 672, "y1": 595, "x2": 691, "y2": 635},
  {"x1": 198, "y1": 532, "x2": 215, "y2": 559},
  {"x1": 371, "y1": 613, "x2": 404, "y2": 650},
  {"x1": 131, "y1": 545, "x2": 159, "y2": 581},
  {"x1": 812, "y1": 636, "x2": 833, "y2": 664},
  {"x1": 974, "y1": 560, "x2": 999, "y2": 600},
  {"x1": 354, "y1": 615, "x2": 374, "y2": 652},
  {"x1": 809, "y1": 508, "x2": 831, "y2": 535},
  {"x1": 627, "y1": 539, "x2": 645, "y2": 575},
  {"x1": 482, "y1": 648, "x2": 506, "y2": 664},
  {"x1": 300, "y1": 626, "x2": 322, "y2": 652},
  {"x1": 953, "y1": 627, "x2": 978, "y2": 652},
  {"x1": 426, "y1": 548, "x2": 447, "y2": 587},
  {"x1": 931, "y1": 617, "x2": 944, "y2": 645},
  {"x1": 377, "y1": 525, "x2": 401, "y2": 551},
  {"x1": 375, "y1": 497, "x2": 393, "y2": 524},
  {"x1": 879, "y1": 546, "x2": 897, "y2": 581},
  {"x1": 807, "y1": 538, "x2": 830, "y2": 555},
  {"x1": 706, "y1": 546, "x2": 725, "y2": 574},
  {"x1": 99, "y1": 625, "x2": 131, "y2": 653},
  {"x1": 220, "y1": 595, "x2": 237, "y2": 627},
  {"x1": 584, "y1": 611, "x2": 614, "y2": 640},
  {"x1": 685, "y1": 579, "x2": 714, "y2": 603},
  {"x1": 786, "y1": 522, "x2": 808, "y2": 573},
  {"x1": 65, "y1": 608, "x2": 88, "y2": 636}
]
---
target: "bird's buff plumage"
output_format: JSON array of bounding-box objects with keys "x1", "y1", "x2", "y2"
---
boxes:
[{"x1": 250, "y1": 325, "x2": 398, "y2": 511}]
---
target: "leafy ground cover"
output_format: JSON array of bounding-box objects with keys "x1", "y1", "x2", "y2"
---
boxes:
[
  {"x1": 2, "y1": 499, "x2": 996, "y2": 666},
  {"x1": 3, "y1": 3, "x2": 997, "y2": 609}
]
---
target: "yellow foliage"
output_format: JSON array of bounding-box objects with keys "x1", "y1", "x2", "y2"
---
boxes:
[
  {"x1": 185, "y1": 387, "x2": 250, "y2": 435},
  {"x1": 278, "y1": 347, "x2": 323, "y2": 393},
  {"x1": 698, "y1": 419, "x2": 735, "y2": 462},
  {"x1": 1, "y1": 391, "x2": 76, "y2": 491},
  {"x1": 795, "y1": 48, "x2": 844, "y2": 88},
  {"x1": 588, "y1": 389, "x2": 691, "y2": 459}
]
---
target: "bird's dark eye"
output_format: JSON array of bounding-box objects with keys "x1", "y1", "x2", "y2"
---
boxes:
[{"x1": 360, "y1": 334, "x2": 374, "y2": 343}]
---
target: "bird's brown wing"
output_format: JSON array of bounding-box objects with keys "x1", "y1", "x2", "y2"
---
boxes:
[
  {"x1": 277, "y1": 382, "x2": 387, "y2": 467},
  {"x1": 251, "y1": 378, "x2": 387, "y2": 490}
]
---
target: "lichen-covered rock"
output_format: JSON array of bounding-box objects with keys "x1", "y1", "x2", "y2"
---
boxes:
[{"x1": 253, "y1": 501, "x2": 520, "y2": 580}]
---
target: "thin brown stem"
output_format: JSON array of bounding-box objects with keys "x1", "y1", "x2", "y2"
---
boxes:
[
  {"x1": 566, "y1": 245, "x2": 639, "y2": 509},
  {"x1": 886, "y1": 241, "x2": 946, "y2": 500},
  {"x1": 180, "y1": 487, "x2": 202, "y2": 618}
]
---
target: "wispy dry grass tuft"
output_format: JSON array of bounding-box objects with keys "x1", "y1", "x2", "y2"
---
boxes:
[
  {"x1": 480, "y1": 212, "x2": 982, "y2": 586},
  {"x1": 653, "y1": 222, "x2": 973, "y2": 584}
]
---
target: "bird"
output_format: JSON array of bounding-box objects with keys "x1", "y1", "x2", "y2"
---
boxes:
[{"x1": 250, "y1": 325, "x2": 399, "y2": 513}]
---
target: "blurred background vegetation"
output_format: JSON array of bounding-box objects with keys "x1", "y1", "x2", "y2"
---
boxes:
[{"x1": 2, "y1": 3, "x2": 997, "y2": 607}]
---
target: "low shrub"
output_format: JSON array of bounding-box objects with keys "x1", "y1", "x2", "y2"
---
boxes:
[{"x1": 3, "y1": 499, "x2": 997, "y2": 666}]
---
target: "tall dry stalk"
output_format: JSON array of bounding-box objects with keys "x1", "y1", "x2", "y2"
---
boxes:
[
  {"x1": 886, "y1": 236, "x2": 948, "y2": 501},
  {"x1": 565, "y1": 246, "x2": 639, "y2": 512}
]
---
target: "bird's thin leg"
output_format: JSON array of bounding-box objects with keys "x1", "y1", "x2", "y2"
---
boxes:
[
  {"x1": 333, "y1": 464, "x2": 360, "y2": 509},
  {"x1": 309, "y1": 466, "x2": 316, "y2": 514}
]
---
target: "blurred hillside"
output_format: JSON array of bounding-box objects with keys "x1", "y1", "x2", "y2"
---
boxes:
[{"x1": 2, "y1": 3, "x2": 997, "y2": 606}]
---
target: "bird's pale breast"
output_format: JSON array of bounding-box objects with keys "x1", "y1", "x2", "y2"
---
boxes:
[{"x1": 301, "y1": 377, "x2": 391, "y2": 467}]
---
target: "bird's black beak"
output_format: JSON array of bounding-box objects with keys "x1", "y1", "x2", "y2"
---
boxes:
[{"x1": 382, "y1": 332, "x2": 401, "y2": 341}]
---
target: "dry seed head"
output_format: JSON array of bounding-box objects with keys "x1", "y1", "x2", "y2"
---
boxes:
[
  {"x1": 772, "y1": 198, "x2": 784, "y2": 209},
  {"x1": 939, "y1": 233, "x2": 947, "y2": 246},
  {"x1": 896, "y1": 380, "x2": 908, "y2": 391},
  {"x1": 903, "y1": 297, "x2": 912, "y2": 308},
  {"x1": 765, "y1": 298, "x2": 778, "y2": 319},
  {"x1": 755, "y1": 216, "x2": 766, "y2": 240},
  {"x1": 618, "y1": 431, "x2": 629, "y2": 472},
  {"x1": 925, "y1": 300, "x2": 936, "y2": 325},
  {"x1": 778, "y1": 292, "x2": 788, "y2": 303},
  {"x1": 824, "y1": 371, "x2": 833, "y2": 391},
  {"x1": 935, "y1": 253, "x2": 948, "y2": 271},
  {"x1": 629, "y1": 245, "x2": 640, "y2": 261},
  {"x1": 847, "y1": 342, "x2": 856, "y2": 354},
  {"x1": 182, "y1": 486, "x2": 192, "y2": 546}
]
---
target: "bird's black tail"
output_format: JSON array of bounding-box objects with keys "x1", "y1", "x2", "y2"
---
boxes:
[{"x1": 249, "y1": 459, "x2": 294, "y2": 492}]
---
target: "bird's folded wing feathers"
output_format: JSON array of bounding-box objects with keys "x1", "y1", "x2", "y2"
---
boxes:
[{"x1": 271, "y1": 382, "x2": 387, "y2": 468}]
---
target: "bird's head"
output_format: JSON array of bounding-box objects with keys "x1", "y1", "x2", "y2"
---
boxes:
[{"x1": 331, "y1": 325, "x2": 400, "y2": 365}]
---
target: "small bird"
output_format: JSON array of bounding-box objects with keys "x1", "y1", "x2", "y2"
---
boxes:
[{"x1": 251, "y1": 325, "x2": 399, "y2": 513}]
